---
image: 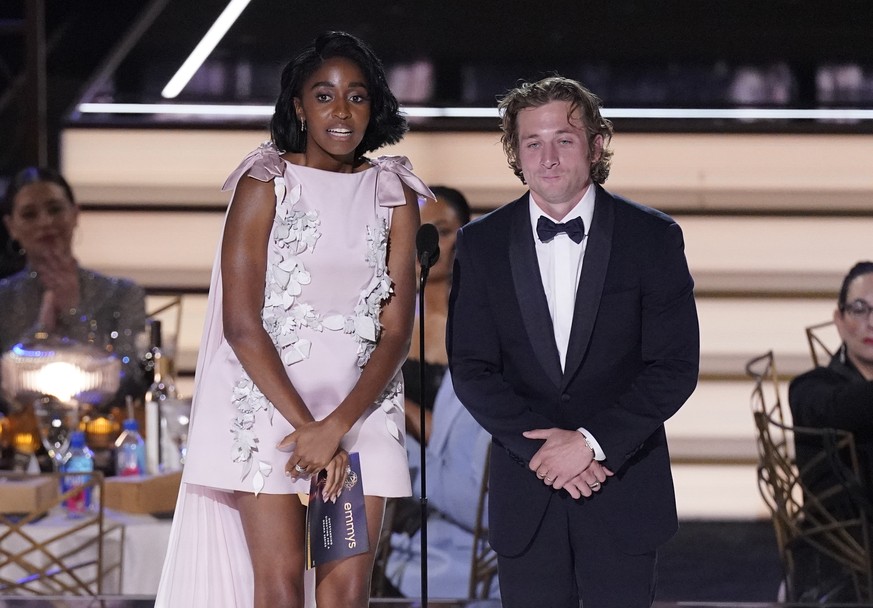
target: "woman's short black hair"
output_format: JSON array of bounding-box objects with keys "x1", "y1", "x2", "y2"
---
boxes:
[
  {"x1": 1, "y1": 166, "x2": 75, "y2": 219},
  {"x1": 271, "y1": 31, "x2": 407, "y2": 157},
  {"x1": 838, "y1": 260, "x2": 873, "y2": 310},
  {"x1": 430, "y1": 185, "x2": 472, "y2": 227}
]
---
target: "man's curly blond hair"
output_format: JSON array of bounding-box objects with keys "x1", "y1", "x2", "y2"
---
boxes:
[{"x1": 498, "y1": 76, "x2": 614, "y2": 185}]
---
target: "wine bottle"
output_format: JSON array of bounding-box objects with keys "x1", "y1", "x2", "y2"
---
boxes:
[
  {"x1": 145, "y1": 320, "x2": 178, "y2": 404},
  {"x1": 144, "y1": 320, "x2": 177, "y2": 473}
]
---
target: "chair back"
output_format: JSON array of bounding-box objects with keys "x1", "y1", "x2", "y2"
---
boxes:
[
  {"x1": 468, "y1": 447, "x2": 498, "y2": 599},
  {"x1": 748, "y1": 352, "x2": 873, "y2": 603},
  {"x1": 0, "y1": 471, "x2": 123, "y2": 595},
  {"x1": 146, "y1": 296, "x2": 184, "y2": 352},
  {"x1": 370, "y1": 496, "x2": 398, "y2": 596},
  {"x1": 805, "y1": 320, "x2": 839, "y2": 368}
]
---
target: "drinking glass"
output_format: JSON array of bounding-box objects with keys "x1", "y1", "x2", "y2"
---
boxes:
[
  {"x1": 33, "y1": 396, "x2": 80, "y2": 471},
  {"x1": 159, "y1": 398, "x2": 191, "y2": 470}
]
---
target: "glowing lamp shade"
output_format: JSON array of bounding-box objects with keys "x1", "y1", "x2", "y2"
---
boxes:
[
  {"x1": 1, "y1": 332, "x2": 121, "y2": 406},
  {"x1": 30, "y1": 362, "x2": 87, "y2": 402}
]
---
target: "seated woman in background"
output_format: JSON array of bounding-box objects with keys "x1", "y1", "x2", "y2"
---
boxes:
[
  {"x1": 402, "y1": 186, "x2": 471, "y2": 444},
  {"x1": 375, "y1": 186, "x2": 479, "y2": 596},
  {"x1": 0, "y1": 167, "x2": 147, "y2": 400},
  {"x1": 790, "y1": 260, "x2": 873, "y2": 482},
  {"x1": 386, "y1": 370, "x2": 498, "y2": 599},
  {"x1": 788, "y1": 260, "x2": 873, "y2": 601}
]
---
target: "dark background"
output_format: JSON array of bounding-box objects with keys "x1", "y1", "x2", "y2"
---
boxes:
[{"x1": 2, "y1": 1, "x2": 873, "y2": 173}]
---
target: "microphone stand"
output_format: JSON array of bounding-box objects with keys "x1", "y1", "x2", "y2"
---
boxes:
[
  {"x1": 417, "y1": 262, "x2": 431, "y2": 608},
  {"x1": 413, "y1": 222, "x2": 438, "y2": 607}
]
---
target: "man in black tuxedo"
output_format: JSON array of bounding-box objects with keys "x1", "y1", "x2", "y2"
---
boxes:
[{"x1": 447, "y1": 76, "x2": 700, "y2": 607}]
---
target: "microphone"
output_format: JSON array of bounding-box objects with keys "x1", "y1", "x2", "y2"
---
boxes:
[{"x1": 416, "y1": 223, "x2": 440, "y2": 270}]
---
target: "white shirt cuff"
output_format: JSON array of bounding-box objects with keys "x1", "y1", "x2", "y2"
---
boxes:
[{"x1": 577, "y1": 427, "x2": 606, "y2": 461}]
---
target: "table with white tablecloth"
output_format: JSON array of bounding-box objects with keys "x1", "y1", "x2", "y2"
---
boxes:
[
  {"x1": 0, "y1": 508, "x2": 172, "y2": 595},
  {"x1": 106, "y1": 510, "x2": 173, "y2": 594}
]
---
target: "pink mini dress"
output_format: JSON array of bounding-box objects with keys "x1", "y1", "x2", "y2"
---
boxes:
[{"x1": 155, "y1": 142, "x2": 433, "y2": 607}]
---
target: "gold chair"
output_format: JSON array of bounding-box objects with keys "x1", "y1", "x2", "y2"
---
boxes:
[
  {"x1": 0, "y1": 471, "x2": 124, "y2": 595},
  {"x1": 146, "y1": 296, "x2": 184, "y2": 347},
  {"x1": 370, "y1": 496, "x2": 399, "y2": 596},
  {"x1": 468, "y1": 448, "x2": 497, "y2": 599},
  {"x1": 371, "y1": 447, "x2": 497, "y2": 599},
  {"x1": 748, "y1": 351, "x2": 873, "y2": 603},
  {"x1": 805, "y1": 320, "x2": 839, "y2": 368}
]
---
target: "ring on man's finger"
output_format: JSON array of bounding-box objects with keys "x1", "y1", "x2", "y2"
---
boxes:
[
  {"x1": 294, "y1": 464, "x2": 306, "y2": 473},
  {"x1": 588, "y1": 481, "x2": 601, "y2": 489},
  {"x1": 545, "y1": 477, "x2": 554, "y2": 483}
]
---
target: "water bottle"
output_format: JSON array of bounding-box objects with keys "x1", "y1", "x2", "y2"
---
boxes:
[
  {"x1": 61, "y1": 431, "x2": 95, "y2": 518},
  {"x1": 115, "y1": 418, "x2": 147, "y2": 476}
]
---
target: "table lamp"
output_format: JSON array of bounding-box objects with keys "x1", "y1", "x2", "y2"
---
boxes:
[{"x1": 1, "y1": 331, "x2": 121, "y2": 470}]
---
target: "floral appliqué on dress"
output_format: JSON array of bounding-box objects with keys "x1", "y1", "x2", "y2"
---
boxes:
[
  {"x1": 350, "y1": 220, "x2": 405, "y2": 443},
  {"x1": 231, "y1": 172, "x2": 329, "y2": 494},
  {"x1": 229, "y1": 152, "x2": 404, "y2": 494}
]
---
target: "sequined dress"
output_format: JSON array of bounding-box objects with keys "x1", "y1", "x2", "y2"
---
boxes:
[
  {"x1": 155, "y1": 143, "x2": 432, "y2": 607},
  {"x1": 0, "y1": 267, "x2": 146, "y2": 401}
]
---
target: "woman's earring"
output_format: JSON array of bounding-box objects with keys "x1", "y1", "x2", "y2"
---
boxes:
[{"x1": 300, "y1": 119, "x2": 307, "y2": 133}]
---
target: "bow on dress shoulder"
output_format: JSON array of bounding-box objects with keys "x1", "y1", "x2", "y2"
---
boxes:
[
  {"x1": 372, "y1": 155, "x2": 435, "y2": 207},
  {"x1": 222, "y1": 141, "x2": 286, "y2": 192}
]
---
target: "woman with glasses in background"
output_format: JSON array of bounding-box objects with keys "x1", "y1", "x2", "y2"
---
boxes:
[
  {"x1": 788, "y1": 260, "x2": 873, "y2": 602},
  {"x1": 790, "y1": 261, "x2": 873, "y2": 437}
]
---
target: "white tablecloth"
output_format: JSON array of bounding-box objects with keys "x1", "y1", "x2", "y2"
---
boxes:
[
  {"x1": 106, "y1": 510, "x2": 173, "y2": 594},
  {"x1": 1, "y1": 508, "x2": 172, "y2": 595}
]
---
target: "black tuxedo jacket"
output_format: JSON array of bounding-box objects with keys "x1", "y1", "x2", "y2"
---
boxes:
[{"x1": 447, "y1": 185, "x2": 700, "y2": 557}]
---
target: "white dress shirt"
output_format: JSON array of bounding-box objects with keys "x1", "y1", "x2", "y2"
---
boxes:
[
  {"x1": 528, "y1": 186, "x2": 606, "y2": 461},
  {"x1": 528, "y1": 190, "x2": 594, "y2": 369}
]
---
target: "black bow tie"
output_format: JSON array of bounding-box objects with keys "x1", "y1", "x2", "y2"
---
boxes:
[{"x1": 536, "y1": 215, "x2": 586, "y2": 244}]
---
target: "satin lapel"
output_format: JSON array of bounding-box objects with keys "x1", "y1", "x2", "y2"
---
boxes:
[
  {"x1": 562, "y1": 186, "x2": 614, "y2": 387},
  {"x1": 508, "y1": 195, "x2": 563, "y2": 388}
]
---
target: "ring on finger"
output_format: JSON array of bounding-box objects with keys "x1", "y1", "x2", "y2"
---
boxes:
[
  {"x1": 545, "y1": 477, "x2": 554, "y2": 483},
  {"x1": 588, "y1": 481, "x2": 601, "y2": 489},
  {"x1": 294, "y1": 464, "x2": 306, "y2": 473}
]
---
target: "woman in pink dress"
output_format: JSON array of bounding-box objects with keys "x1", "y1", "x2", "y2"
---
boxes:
[{"x1": 156, "y1": 31, "x2": 432, "y2": 607}]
